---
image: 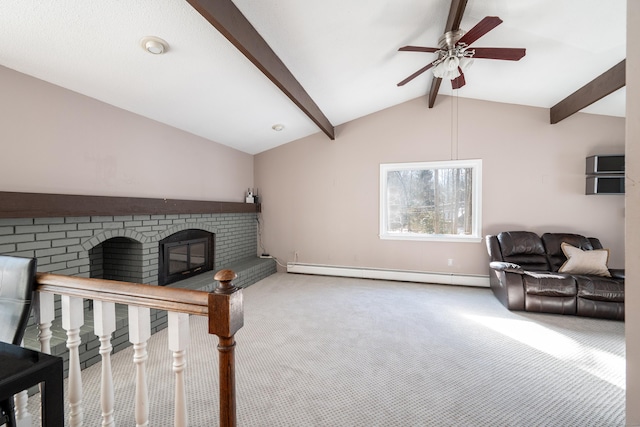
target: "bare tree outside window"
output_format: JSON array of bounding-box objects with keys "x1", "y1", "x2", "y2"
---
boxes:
[{"x1": 380, "y1": 160, "x2": 482, "y2": 242}]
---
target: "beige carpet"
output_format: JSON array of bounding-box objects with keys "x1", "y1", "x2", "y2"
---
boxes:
[{"x1": 27, "y1": 272, "x2": 625, "y2": 426}]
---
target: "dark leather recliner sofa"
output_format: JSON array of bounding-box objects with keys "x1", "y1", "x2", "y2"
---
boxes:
[{"x1": 486, "y1": 231, "x2": 624, "y2": 320}]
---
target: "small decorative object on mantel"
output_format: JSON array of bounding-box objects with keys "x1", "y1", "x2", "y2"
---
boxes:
[
  {"x1": 245, "y1": 188, "x2": 260, "y2": 204},
  {"x1": 585, "y1": 155, "x2": 624, "y2": 195}
]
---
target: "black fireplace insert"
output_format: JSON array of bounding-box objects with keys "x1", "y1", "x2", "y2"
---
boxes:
[{"x1": 158, "y1": 229, "x2": 214, "y2": 286}]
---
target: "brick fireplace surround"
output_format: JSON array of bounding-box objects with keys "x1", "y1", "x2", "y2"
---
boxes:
[{"x1": 0, "y1": 191, "x2": 276, "y2": 375}]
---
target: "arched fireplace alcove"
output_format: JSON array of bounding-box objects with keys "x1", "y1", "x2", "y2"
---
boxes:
[{"x1": 89, "y1": 237, "x2": 144, "y2": 283}]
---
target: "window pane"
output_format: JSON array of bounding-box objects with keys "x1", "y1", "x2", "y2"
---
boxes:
[
  {"x1": 168, "y1": 245, "x2": 188, "y2": 274},
  {"x1": 434, "y1": 167, "x2": 472, "y2": 235},
  {"x1": 190, "y1": 242, "x2": 206, "y2": 267},
  {"x1": 386, "y1": 169, "x2": 434, "y2": 233},
  {"x1": 380, "y1": 160, "x2": 481, "y2": 242}
]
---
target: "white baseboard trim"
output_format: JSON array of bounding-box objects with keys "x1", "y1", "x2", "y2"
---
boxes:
[{"x1": 286, "y1": 263, "x2": 490, "y2": 287}]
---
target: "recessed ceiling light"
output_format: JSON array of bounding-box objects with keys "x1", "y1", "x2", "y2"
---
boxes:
[
  {"x1": 272, "y1": 124, "x2": 285, "y2": 131},
  {"x1": 140, "y1": 36, "x2": 169, "y2": 55}
]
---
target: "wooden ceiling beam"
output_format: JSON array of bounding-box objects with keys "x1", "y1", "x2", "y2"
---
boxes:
[
  {"x1": 428, "y1": 0, "x2": 468, "y2": 108},
  {"x1": 186, "y1": 0, "x2": 335, "y2": 140},
  {"x1": 445, "y1": 0, "x2": 468, "y2": 32},
  {"x1": 550, "y1": 59, "x2": 626, "y2": 124}
]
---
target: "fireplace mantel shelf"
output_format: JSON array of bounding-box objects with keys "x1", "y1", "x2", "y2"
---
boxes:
[{"x1": 0, "y1": 191, "x2": 260, "y2": 218}]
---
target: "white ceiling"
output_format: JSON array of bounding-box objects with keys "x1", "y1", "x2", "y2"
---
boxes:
[{"x1": 0, "y1": 0, "x2": 627, "y2": 154}]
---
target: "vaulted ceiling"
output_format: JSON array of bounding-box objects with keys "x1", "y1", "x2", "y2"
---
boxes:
[{"x1": 0, "y1": 0, "x2": 626, "y2": 154}]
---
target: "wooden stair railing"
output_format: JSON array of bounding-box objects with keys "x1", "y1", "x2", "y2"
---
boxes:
[{"x1": 27, "y1": 269, "x2": 243, "y2": 427}]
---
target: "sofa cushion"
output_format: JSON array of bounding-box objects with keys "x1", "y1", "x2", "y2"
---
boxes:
[
  {"x1": 542, "y1": 233, "x2": 593, "y2": 271},
  {"x1": 577, "y1": 299, "x2": 624, "y2": 320},
  {"x1": 558, "y1": 243, "x2": 611, "y2": 277},
  {"x1": 497, "y1": 231, "x2": 549, "y2": 270},
  {"x1": 576, "y1": 276, "x2": 624, "y2": 302},
  {"x1": 526, "y1": 295, "x2": 577, "y2": 315},
  {"x1": 523, "y1": 272, "x2": 576, "y2": 297}
]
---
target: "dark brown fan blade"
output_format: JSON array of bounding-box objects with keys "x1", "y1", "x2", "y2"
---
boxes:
[
  {"x1": 397, "y1": 63, "x2": 435, "y2": 86},
  {"x1": 472, "y1": 47, "x2": 526, "y2": 60},
  {"x1": 399, "y1": 46, "x2": 440, "y2": 53},
  {"x1": 457, "y1": 16, "x2": 503, "y2": 46},
  {"x1": 451, "y1": 69, "x2": 466, "y2": 89}
]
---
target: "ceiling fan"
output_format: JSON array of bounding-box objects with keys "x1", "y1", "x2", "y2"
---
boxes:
[
  {"x1": 396, "y1": 0, "x2": 525, "y2": 107},
  {"x1": 397, "y1": 16, "x2": 525, "y2": 90}
]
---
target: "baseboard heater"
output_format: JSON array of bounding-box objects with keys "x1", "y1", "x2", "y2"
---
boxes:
[{"x1": 286, "y1": 263, "x2": 490, "y2": 288}]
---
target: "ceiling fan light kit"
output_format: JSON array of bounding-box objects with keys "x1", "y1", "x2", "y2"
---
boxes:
[
  {"x1": 432, "y1": 30, "x2": 475, "y2": 80},
  {"x1": 432, "y1": 51, "x2": 474, "y2": 80}
]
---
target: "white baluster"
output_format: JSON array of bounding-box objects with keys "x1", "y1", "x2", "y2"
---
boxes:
[
  {"x1": 14, "y1": 389, "x2": 31, "y2": 427},
  {"x1": 29, "y1": 292, "x2": 55, "y2": 427},
  {"x1": 36, "y1": 292, "x2": 54, "y2": 354},
  {"x1": 129, "y1": 306, "x2": 151, "y2": 427},
  {"x1": 62, "y1": 295, "x2": 84, "y2": 427},
  {"x1": 14, "y1": 342, "x2": 32, "y2": 427},
  {"x1": 94, "y1": 300, "x2": 116, "y2": 427},
  {"x1": 168, "y1": 312, "x2": 190, "y2": 427}
]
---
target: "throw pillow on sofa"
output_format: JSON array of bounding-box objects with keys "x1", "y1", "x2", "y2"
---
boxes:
[{"x1": 558, "y1": 242, "x2": 611, "y2": 277}]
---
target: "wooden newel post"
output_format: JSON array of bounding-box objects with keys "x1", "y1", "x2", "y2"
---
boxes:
[{"x1": 208, "y1": 269, "x2": 244, "y2": 427}]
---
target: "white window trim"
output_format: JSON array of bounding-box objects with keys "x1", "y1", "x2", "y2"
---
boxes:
[{"x1": 379, "y1": 159, "x2": 482, "y2": 243}]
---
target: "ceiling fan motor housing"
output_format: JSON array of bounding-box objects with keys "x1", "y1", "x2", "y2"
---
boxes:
[
  {"x1": 436, "y1": 30, "x2": 474, "y2": 62},
  {"x1": 438, "y1": 29, "x2": 465, "y2": 49}
]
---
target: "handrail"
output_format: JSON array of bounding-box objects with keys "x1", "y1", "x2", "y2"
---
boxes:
[
  {"x1": 36, "y1": 273, "x2": 210, "y2": 316},
  {"x1": 34, "y1": 269, "x2": 243, "y2": 427}
]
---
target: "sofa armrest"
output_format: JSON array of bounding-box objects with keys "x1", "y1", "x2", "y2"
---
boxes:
[
  {"x1": 490, "y1": 261, "x2": 524, "y2": 274},
  {"x1": 609, "y1": 268, "x2": 625, "y2": 280},
  {"x1": 488, "y1": 266, "x2": 526, "y2": 311}
]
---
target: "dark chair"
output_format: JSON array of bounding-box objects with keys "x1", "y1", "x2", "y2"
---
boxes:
[{"x1": 0, "y1": 255, "x2": 37, "y2": 427}]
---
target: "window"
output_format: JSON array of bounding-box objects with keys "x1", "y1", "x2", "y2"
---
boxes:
[{"x1": 380, "y1": 159, "x2": 482, "y2": 242}]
